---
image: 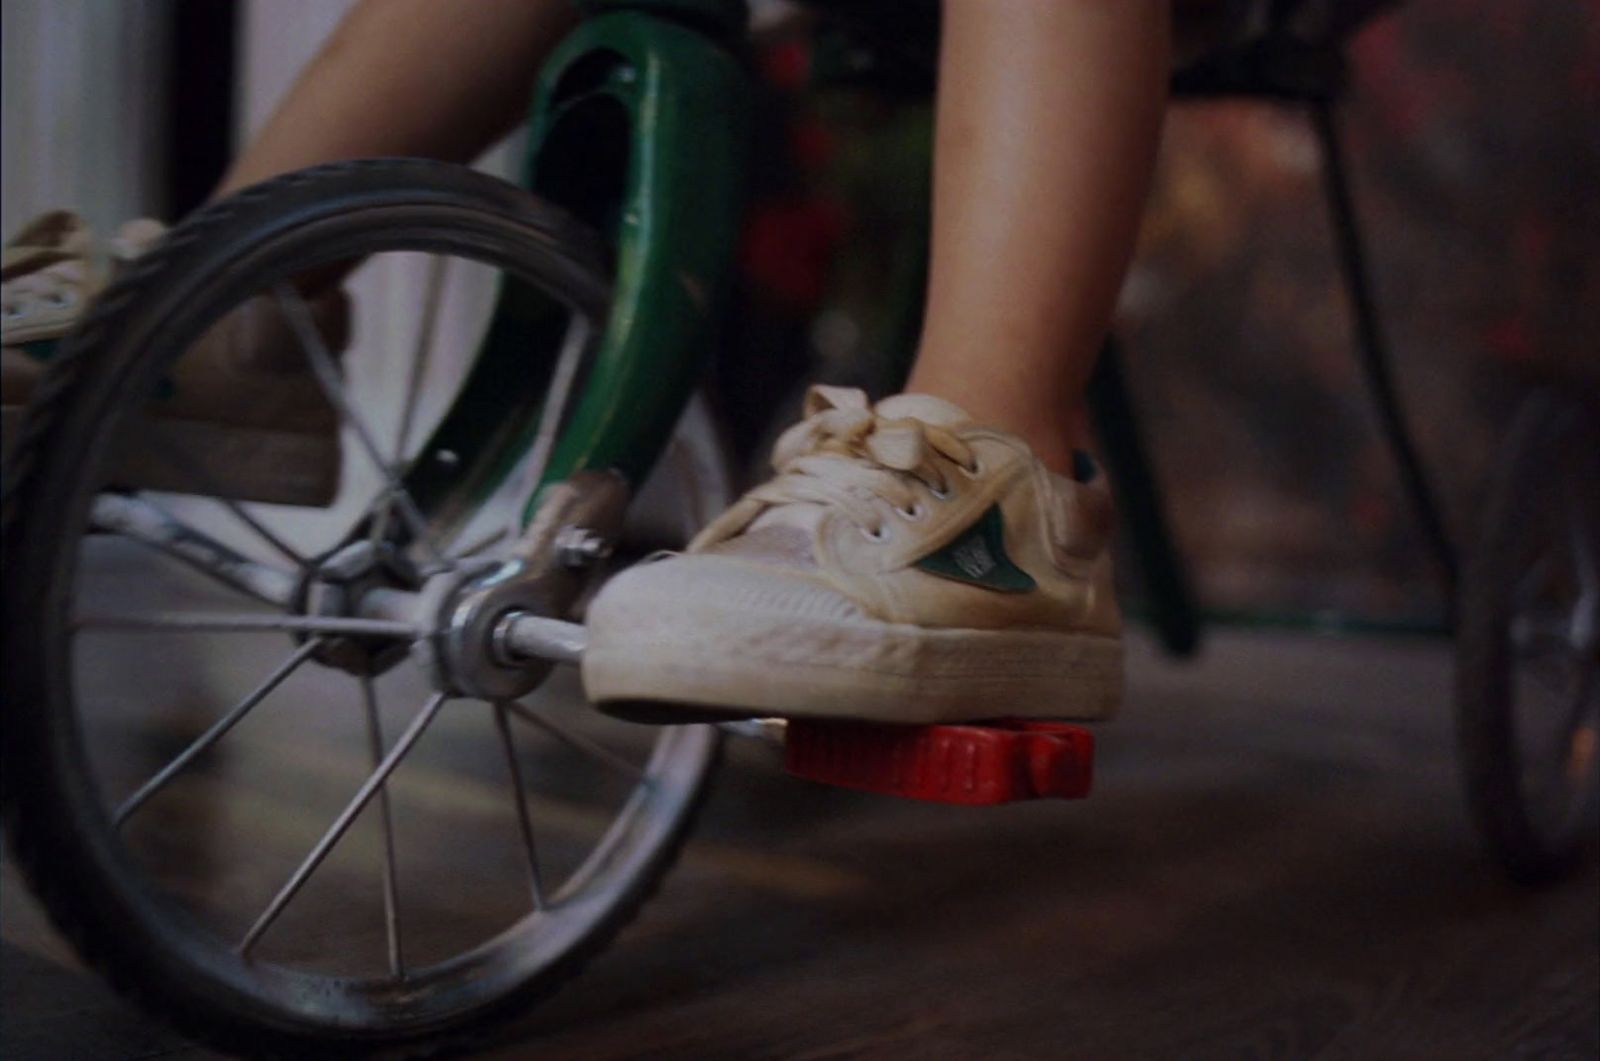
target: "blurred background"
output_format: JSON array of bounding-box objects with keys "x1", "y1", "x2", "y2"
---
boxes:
[
  {"x1": 3, "y1": 0, "x2": 1597, "y2": 623},
  {"x1": 1132, "y1": 2, "x2": 1598, "y2": 617}
]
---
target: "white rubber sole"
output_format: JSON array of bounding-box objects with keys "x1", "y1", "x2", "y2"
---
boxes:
[
  {"x1": 583, "y1": 608, "x2": 1123, "y2": 725},
  {"x1": 2, "y1": 406, "x2": 339, "y2": 507}
]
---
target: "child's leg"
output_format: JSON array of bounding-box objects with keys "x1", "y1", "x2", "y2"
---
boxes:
[
  {"x1": 909, "y1": 0, "x2": 1170, "y2": 475},
  {"x1": 583, "y1": 1, "x2": 1171, "y2": 723},
  {"x1": 215, "y1": 0, "x2": 575, "y2": 196}
]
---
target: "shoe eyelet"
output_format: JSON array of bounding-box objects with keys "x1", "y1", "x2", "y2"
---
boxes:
[
  {"x1": 860, "y1": 524, "x2": 890, "y2": 543},
  {"x1": 3, "y1": 303, "x2": 25, "y2": 320},
  {"x1": 929, "y1": 482, "x2": 953, "y2": 501},
  {"x1": 959, "y1": 459, "x2": 984, "y2": 478},
  {"x1": 896, "y1": 502, "x2": 926, "y2": 521},
  {"x1": 44, "y1": 291, "x2": 76, "y2": 309}
]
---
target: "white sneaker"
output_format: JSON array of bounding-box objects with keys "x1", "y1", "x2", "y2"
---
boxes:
[
  {"x1": 1, "y1": 211, "x2": 349, "y2": 506},
  {"x1": 583, "y1": 385, "x2": 1123, "y2": 724}
]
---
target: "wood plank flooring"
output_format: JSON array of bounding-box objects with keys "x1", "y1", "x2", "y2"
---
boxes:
[{"x1": 4, "y1": 630, "x2": 1596, "y2": 1059}]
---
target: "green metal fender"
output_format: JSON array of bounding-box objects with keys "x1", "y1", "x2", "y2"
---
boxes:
[
  {"x1": 402, "y1": 8, "x2": 748, "y2": 532},
  {"x1": 521, "y1": 11, "x2": 749, "y2": 520}
]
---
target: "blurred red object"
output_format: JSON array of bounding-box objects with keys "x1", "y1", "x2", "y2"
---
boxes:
[
  {"x1": 740, "y1": 197, "x2": 847, "y2": 312},
  {"x1": 785, "y1": 718, "x2": 1094, "y2": 804}
]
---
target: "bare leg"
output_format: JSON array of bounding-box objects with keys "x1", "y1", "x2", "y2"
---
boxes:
[
  {"x1": 907, "y1": 0, "x2": 1170, "y2": 475},
  {"x1": 215, "y1": 0, "x2": 575, "y2": 197}
]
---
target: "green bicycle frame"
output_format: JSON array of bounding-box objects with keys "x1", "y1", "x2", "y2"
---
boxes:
[{"x1": 403, "y1": 0, "x2": 749, "y2": 530}]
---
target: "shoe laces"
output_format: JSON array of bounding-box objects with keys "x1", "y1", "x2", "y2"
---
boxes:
[
  {"x1": 746, "y1": 386, "x2": 978, "y2": 540},
  {"x1": 2, "y1": 213, "x2": 161, "y2": 325},
  {"x1": 1, "y1": 261, "x2": 91, "y2": 322}
]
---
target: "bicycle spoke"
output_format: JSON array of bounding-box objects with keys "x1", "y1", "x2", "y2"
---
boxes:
[
  {"x1": 208, "y1": 494, "x2": 310, "y2": 572},
  {"x1": 91, "y1": 494, "x2": 297, "y2": 608},
  {"x1": 494, "y1": 703, "x2": 546, "y2": 911},
  {"x1": 77, "y1": 612, "x2": 418, "y2": 639},
  {"x1": 114, "y1": 640, "x2": 322, "y2": 827},
  {"x1": 520, "y1": 314, "x2": 592, "y2": 495},
  {"x1": 273, "y1": 285, "x2": 445, "y2": 568},
  {"x1": 361, "y1": 677, "x2": 405, "y2": 979},
  {"x1": 451, "y1": 526, "x2": 510, "y2": 561},
  {"x1": 505, "y1": 700, "x2": 646, "y2": 784},
  {"x1": 396, "y1": 255, "x2": 448, "y2": 464},
  {"x1": 367, "y1": 257, "x2": 451, "y2": 553},
  {"x1": 139, "y1": 432, "x2": 310, "y2": 570},
  {"x1": 427, "y1": 311, "x2": 592, "y2": 566},
  {"x1": 239, "y1": 691, "x2": 448, "y2": 957}
]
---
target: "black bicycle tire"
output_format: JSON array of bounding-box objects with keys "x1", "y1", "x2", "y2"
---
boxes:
[
  {"x1": 1, "y1": 158, "x2": 721, "y2": 1059},
  {"x1": 1455, "y1": 388, "x2": 1599, "y2": 884}
]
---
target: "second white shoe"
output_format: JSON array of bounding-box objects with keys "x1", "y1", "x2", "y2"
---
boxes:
[{"x1": 1, "y1": 211, "x2": 350, "y2": 506}]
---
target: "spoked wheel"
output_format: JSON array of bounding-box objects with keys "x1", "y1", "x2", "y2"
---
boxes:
[
  {"x1": 1456, "y1": 388, "x2": 1600, "y2": 883},
  {"x1": 1, "y1": 160, "x2": 728, "y2": 1057}
]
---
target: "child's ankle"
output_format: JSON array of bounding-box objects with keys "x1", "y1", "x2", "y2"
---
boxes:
[{"x1": 899, "y1": 384, "x2": 1088, "y2": 477}]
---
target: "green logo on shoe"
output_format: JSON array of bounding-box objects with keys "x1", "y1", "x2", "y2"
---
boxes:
[{"x1": 914, "y1": 504, "x2": 1036, "y2": 593}]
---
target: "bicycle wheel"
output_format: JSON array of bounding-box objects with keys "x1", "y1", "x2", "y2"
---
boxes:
[
  {"x1": 1456, "y1": 388, "x2": 1600, "y2": 883},
  {"x1": 1, "y1": 159, "x2": 727, "y2": 1057}
]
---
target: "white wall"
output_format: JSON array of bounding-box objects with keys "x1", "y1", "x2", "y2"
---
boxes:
[
  {"x1": 236, "y1": 0, "x2": 523, "y2": 178},
  {"x1": 1, "y1": 0, "x2": 168, "y2": 237},
  {"x1": 0, "y1": 0, "x2": 526, "y2": 237}
]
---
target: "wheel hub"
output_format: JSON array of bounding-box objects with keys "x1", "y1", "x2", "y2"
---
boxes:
[
  {"x1": 298, "y1": 538, "x2": 425, "y2": 677},
  {"x1": 423, "y1": 558, "x2": 567, "y2": 700},
  {"x1": 301, "y1": 470, "x2": 629, "y2": 700}
]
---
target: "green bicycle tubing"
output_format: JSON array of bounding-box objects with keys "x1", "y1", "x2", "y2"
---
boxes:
[
  {"x1": 396, "y1": 10, "x2": 749, "y2": 532},
  {"x1": 522, "y1": 13, "x2": 749, "y2": 521}
]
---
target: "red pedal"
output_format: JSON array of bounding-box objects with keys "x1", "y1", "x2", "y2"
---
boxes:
[{"x1": 783, "y1": 719, "x2": 1094, "y2": 804}]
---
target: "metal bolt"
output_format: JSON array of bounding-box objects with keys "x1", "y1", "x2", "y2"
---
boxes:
[{"x1": 554, "y1": 526, "x2": 612, "y2": 570}]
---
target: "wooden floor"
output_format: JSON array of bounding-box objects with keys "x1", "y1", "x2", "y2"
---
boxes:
[{"x1": 4, "y1": 630, "x2": 1596, "y2": 1060}]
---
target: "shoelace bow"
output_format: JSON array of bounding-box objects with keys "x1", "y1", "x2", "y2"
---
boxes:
[{"x1": 746, "y1": 399, "x2": 978, "y2": 538}]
